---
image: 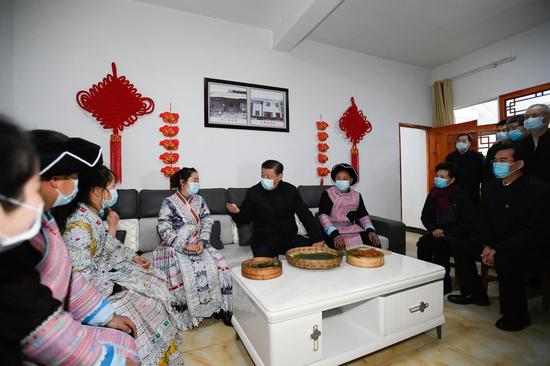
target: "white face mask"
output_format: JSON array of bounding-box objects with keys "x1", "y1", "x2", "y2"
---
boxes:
[{"x1": 0, "y1": 195, "x2": 44, "y2": 250}]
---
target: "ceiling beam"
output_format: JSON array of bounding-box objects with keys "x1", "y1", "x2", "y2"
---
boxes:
[{"x1": 273, "y1": 0, "x2": 343, "y2": 52}]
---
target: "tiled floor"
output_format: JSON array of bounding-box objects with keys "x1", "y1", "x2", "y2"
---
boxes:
[{"x1": 177, "y1": 232, "x2": 550, "y2": 366}]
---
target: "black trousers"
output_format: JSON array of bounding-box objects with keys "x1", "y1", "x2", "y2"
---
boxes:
[
  {"x1": 451, "y1": 239, "x2": 486, "y2": 299},
  {"x1": 251, "y1": 235, "x2": 316, "y2": 258},
  {"x1": 495, "y1": 247, "x2": 543, "y2": 321},
  {"x1": 417, "y1": 235, "x2": 452, "y2": 289}
]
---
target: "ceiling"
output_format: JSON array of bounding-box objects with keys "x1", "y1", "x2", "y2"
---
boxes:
[{"x1": 136, "y1": 0, "x2": 550, "y2": 68}]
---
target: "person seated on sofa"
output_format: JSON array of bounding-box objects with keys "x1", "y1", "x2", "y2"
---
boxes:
[
  {"x1": 54, "y1": 165, "x2": 182, "y2": 366},
  {"x1": 318, "y1": 163, "x2": 381, "y2": 250},
  {"x1": 226, "y1": 159, "x2": 324, "y2": 257},
  {"x1": 153, "y1": 167, "x2": 233, "y2": 329},
  {"x1": 417, "y1": 162, "x2": 475, "y2": 295}
]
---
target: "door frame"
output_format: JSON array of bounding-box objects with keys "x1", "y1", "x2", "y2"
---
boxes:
[{"x1": 398, "y1": 123, "x2": 430, "y2": 225}]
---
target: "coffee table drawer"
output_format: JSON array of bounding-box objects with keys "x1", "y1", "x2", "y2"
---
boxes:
[{"x1": 378, "y1": 280, "x2": 443, "y2": 336}]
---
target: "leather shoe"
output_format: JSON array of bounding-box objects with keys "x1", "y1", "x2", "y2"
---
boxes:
[
  {"x1": 495, "y1": 316, "x2": 530, "y2": 331},
  {"x1": 447, "y1": 294, "x2": 490, "y2": 306}
]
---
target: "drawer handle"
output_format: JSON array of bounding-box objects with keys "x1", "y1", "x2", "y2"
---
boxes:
[
  {"x1": 310, "y1": 325, "x2": 321, "y2": 351},
  {"x1": 409, "y1": 301, "x2": 429, "y2": 313}
]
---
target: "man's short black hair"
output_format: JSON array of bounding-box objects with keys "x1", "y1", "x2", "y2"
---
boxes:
[
  {"x1": 506, "y1": 114, "x2": 525, "y2": 127},
  {"x1": 496, "y1": 119, "x2": 508, "y2": 127},
  {"x1": 494, "y1": 142, "x2": 526, "y2": 162},
  {"x1": 261, "y1": 159, "x2": 284, "y2": 175},
  {"x1": 456, "y1": 133, "x2": 472, "y2": 142},
  {"x1": 435, "y1": 162, "x2": 457, "y2": 179}
]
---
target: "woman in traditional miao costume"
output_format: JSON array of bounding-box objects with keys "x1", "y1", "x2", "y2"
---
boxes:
[
  {"x1": 56, "y1": 165, "x2": 182, "y2": 366},
  {"x1": 1, "y1": 125, "x2": 138, "y2": 365},
  {"x1": 153, "y1": 167, "x2": 233, "y2": 329},
  {"x1": 318, "y1": 163, "x2": 381, "y2": 250}
]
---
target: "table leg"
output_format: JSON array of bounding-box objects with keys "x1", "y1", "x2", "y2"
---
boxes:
[{"x1": 436, "y1": 325, "x2": 442, "y2": 339}]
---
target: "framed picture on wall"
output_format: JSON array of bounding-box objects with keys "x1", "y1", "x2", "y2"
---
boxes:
[{"x1": 204, "y1": 78, "x2": 289, "y2": 132}]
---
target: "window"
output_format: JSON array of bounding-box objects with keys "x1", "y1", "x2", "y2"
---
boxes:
[
  {"x1": 454, "y1": 99, "x2": 498, "y2": 125},
  {"x1": 499, "y1": 82, "x2": 550, "y2": 119},
  {"x1": 266, "y1": 102, "x2": 270, "y2": 106}
]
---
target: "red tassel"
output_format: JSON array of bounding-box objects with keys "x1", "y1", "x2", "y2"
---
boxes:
[
  {"x1": 351, "y1": 144, "x2": 359, "y2": 182},
  {"x1": 110, "y1": 132, "x2": 122, "y2": 182},
  {"x1": 320, "y1": 177, "x2": 324, "y2": 186}
]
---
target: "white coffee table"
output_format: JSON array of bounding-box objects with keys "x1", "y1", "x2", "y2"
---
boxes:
[{"x1": 231, "y1": 252, "x2": 445, "y2": 366}]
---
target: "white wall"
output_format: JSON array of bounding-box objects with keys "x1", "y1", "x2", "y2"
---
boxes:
[
  {"x1": 399, "y1": 127, "x2": 427, "y2": 229},
  {"x1": 0, "y1": 0, "x2": 14, "y2": 116},
  {"x1": 10, "y1": 0, "x2": 433, "y2": 220},
  {"x1": 432, "y1": 21, "x2": 550, "y2": 108}
]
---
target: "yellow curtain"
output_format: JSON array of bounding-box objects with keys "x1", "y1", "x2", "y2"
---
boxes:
[{"x1": 433, "y1": 79, "x2": 455, "y2": 127}]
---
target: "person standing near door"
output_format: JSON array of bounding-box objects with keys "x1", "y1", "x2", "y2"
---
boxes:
[
  {"x1": 445, "y1": 133, "x2": 485, "y2": 207},
  {"x1": 519, "y1": 104, "x2": 550, "y2": 186}
]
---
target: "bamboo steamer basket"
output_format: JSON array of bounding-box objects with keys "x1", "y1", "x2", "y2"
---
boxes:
[
  {"x1": 286, "y1": 246, "x2": 342, "y2": 270},
  {"x1": 241, "y1": 257, "x2": 282, "y2": 280},
  {"x1": 346, "y1": 247, "x2": 385, "y2": 268}
]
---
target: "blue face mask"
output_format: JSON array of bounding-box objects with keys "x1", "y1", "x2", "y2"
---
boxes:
[
  {"x1": 456, "y1": 142, "x2": 469, "y2": 152},
  {"x1": 493, "y1": 162, "x2": 511, "y2": 179},
  {"x1": 524, "y1": 117, "x2": 545, "y2": 132},
  {"x1": 102, "y1": 188, "x2": 118, "y2": 209},
  {"x1": 496, "y1": 131, "x2": 509, "y2": 141},
  {"x1": 52, "y1": 178, "x2": 79, "y2": 208},
  {"x1": 335, "y1": 180, "x2": 350, "y2": 191},
  {"x1": 434, "y1": 177, "x2": 449, "y2": 189},
  {"x1": 188, "y1": 182, "x2": 200, "y2": 195},
  {"x1": 508, "y1": 129, "x2": 524, "y2": 141},
  {"x1": 260, "y1": 178, "x2": 275, "y2": 191}
]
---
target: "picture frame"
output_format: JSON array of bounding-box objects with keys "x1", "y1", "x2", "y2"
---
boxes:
[{"x1": 204, "y1": 78, "x2": 289, "y2": 132}]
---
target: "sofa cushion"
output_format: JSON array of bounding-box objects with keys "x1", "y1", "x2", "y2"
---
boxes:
[
  {"x1": 210, "y1": 221, "x2": 223, "y2": 249},
  {"x1": 117, "y1": 218, "x2": 140, "y2": 253},
  {"x1": 139, "y1": 190, "x2": 173, "y2": 218},
  {"x1": 297, "y1": 185, "x2": 330, "y2": 208},
  {"x1": 113, "y1": 189, "x2": 139, "y2": 219},
  {"x1": 139, "y1": 217, "x2": 161, "y2": 252},
  {"x1": 210, "y1": 214, "x2": 233, "y2": 245},
  {"x1": 200, "y1": 188, "x2": 228, "y2": 214},
  {"x1": 227, "y1": 187, "x2": 248, "y2": 205}
]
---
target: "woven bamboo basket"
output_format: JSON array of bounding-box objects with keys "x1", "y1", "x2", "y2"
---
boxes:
[
  {"x1": 241, "y1": 257, "x2": 282, "y2": 280},
  {"x1": 286, "y1": 246, "x2": 342, "y2": 270},
  {"x1": 346, "y1": 247, "x2": 385, "y2": 268}
]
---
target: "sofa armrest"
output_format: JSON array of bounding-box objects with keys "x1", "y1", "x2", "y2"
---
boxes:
[{"x1": 370, "y1": 216, "x2": 406, "y2": 255}]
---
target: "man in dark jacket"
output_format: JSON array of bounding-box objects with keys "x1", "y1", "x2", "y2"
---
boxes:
[
  {"x1": 449, "y1": 143, "x2": 550, "y2": 331},
  {"x1": 227, "y1": 160, "x2": 324, "y2": 257},
  {"x1": 519, "y1": 104, "x2": 550, "y2": 186},
  {"x1": 446, "y1": 133, "x2": 485, "y2": 207},
  {"x1": 417, "y1": 162, "x2": 475, "y2": 294},
  {"x1": 484, "y1": 119, "x2": 509, "y2": 180}
]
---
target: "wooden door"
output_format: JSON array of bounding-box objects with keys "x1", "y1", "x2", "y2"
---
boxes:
[{"x1": 427, "y1": 120, "x2": 479, "y2": 190}]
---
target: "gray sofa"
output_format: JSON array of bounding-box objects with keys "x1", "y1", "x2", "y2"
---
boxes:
[{"x1": 112, "y1": 185, "x2": 406, "y2": 268}]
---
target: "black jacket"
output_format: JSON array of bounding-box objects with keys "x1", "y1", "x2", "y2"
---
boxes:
[
  {"x1": 445, "y1": 149, "x2": 485, "y2": 206},
  {"x1": 420, "y1": 184, "x2": 475, "y2": 241},
  {"x1": 519, "y1": 129, "x2": 550, "y2": 186},
  {"x1": 230, "y1": 181, "x2": 322, "y2": 245},
  {"x1": 477, "y1": 174, "x2": 550, "y2": 251}
]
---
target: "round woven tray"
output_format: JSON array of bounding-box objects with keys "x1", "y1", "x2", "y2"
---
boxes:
[
  {"x1": 286, "y1": 246, "x2": 342, "y2": 270},
  {"x1": 241, "y1": 257, "x2": 282, "y2": 280},
  {"x1": 346, "y1": 247, "x2": 385, "y2": 268}
]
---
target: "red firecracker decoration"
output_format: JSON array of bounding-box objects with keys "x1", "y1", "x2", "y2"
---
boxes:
[
  {"x1": 159, "y1": 125, "x2": 179, "y2": 137},
  {"x1": 315, "y1": 116, "x2": 330, "y2": 185},
  {"x1": 159, "y1": 105, "x2": 181, "y2": 182},
  {"x1": 161, "y1": 166, "x2": 181, "y2": 177},
  {"x1": 76, "y1": 62, "x2": 154, "y2": 182},
  {"x1": 338, "y1": 97, "x2": 372, "y2": 181},
  {"x1": 159, "y1": 152, "x2": 179, "y2": 165}
]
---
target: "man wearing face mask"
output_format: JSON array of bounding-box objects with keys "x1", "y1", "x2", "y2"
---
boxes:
[
  {"x1": 226, "y1": 160, "x2": 324, "y2": 257},
  {"x1": 484, "y1": 119, "x2": 509, "y2": 180},
  {"x1": 1, "y1": 121, "x2": 138, "y2": 365},
  {"x1": 506, "y1": 114, "x2": 527, "y2": 143},
  {"x1": 445, "y1": 133, "x2": 486, "y2": 207},
  {"x1": 450, "y1": 143, "x2": 550, "y2": 331},
  {"x1": 519, "y1": 104, "x2": 550, "y2": 185}
]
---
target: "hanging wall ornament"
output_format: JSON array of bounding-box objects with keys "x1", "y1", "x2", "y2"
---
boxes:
[
  {"x1": 338, "y1": 97, "x2": 372, "y2": 181},
  {"x1": 76, "y1": 62, "x2": 155, "y2": 182},
  {"x1": 315, "y1": 115, "x2": 330, "y2": 185},
  {"x1": 158, "y1": 104, "x2": 181, "y2": 179}
]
